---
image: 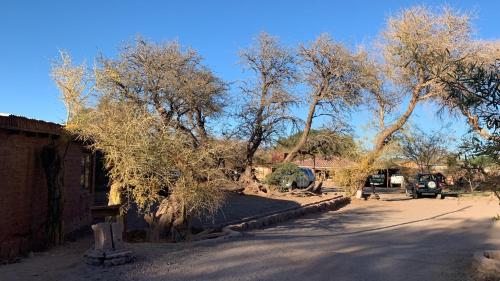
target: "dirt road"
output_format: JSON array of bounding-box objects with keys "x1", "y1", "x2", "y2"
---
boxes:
[{"x1": 1, "y1": 194, "x2": 499, "y2": 281}]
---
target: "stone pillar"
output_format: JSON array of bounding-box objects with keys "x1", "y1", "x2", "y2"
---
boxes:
[
  {"x1": 84, "y1": 221, "x2": 134, "y2": 266},
  {"x1": 111, "y1": 222, "x2": 125, "y2": 250},
  {"x1": 91, "y1": 223, "x2": 113, "y2": 252}
]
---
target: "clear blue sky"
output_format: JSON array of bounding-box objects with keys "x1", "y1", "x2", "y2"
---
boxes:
[{"x1": 1, "y1": 0, "x2": 499, "y2": 144}]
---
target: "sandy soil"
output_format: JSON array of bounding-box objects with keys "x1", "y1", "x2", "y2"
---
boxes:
[{"x1": 1, "y1": 192, "x2": 498, "y2": 281}]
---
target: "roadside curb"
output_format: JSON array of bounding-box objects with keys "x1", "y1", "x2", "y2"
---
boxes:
[{"x1": 219, "y1": 196, "x2": 350, "y2": 239}]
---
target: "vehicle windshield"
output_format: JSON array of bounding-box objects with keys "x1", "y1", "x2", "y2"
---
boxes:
[{"x1": 417, "y1": 174, "x2": 434, "y2": 182}]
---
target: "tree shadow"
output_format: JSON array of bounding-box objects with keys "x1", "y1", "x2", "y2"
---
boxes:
[
  {"x1": 125, "y1": 193, "x2": 302, "y2": 231},
  {"x1": 3, "y1": 202, "x2": 495, "y2": 281},
  {"x1": 192, "y1": 193, "x2": 302, "y2": 229},
  {"x1": 139, "y1": 204, "x2": 497, "y2": 281}
]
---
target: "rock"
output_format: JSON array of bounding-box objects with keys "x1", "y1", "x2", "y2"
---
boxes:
[{"x1": 473, "y1": 250, "x2": 500, "y2": 280}]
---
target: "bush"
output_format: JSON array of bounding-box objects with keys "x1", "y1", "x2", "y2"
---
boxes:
[
  {"x1": 265, "y1": 163, "x2": 304, "y2": 192},
  {"x1": 333, "y1": 154, "x2": 376, "y2": 195}
]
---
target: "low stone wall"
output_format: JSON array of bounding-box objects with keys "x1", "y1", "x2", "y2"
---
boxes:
[{"x1": 221, "y1": 196, "x2": 350, "y2": 237}]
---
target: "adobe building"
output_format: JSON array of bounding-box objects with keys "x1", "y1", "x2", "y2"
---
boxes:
[{"x1": 0, "y1": 114, "x2": 106, "y2": 262}]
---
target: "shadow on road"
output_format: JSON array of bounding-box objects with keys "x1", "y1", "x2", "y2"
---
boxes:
[{"x1": 158, "y1": 204, "x2": 496, "y2": 281}]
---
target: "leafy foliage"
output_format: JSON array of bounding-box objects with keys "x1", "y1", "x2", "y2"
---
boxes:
[
  {"x1": 442, "y1": 61, "x2": 499, "y2": 201},
  {"x1": 444, "y1": 61, "x2": 500, "y2": 162},
  {"x1": 333, "y1": 154, "x2": 376, "y2": 195}
]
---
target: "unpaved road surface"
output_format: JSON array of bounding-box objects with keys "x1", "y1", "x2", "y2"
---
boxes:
[{"x1": 1, "y1": 194, "x2": 499, "y2": 281}]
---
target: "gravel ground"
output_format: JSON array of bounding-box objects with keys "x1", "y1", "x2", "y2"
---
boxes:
[{"x1": 1, "y1": 192, "x2": 498, "y2": 281}]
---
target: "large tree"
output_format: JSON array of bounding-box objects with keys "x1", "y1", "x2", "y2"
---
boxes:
[
  {"x1": 337, "y1": 6, "x2": 479, "y2": 193},
  {"x1": 371, "y1": 6, "x2": 475, "y2": 154},
  {"x1": 283, "y1": 35, "x2": 364, "y2": 162},
  {"x1": 52, "y1": 40, "x2": 229, "y2": 241},
  {"x1": 236, "y1": 33, "x2": 298, "y2": 181}
]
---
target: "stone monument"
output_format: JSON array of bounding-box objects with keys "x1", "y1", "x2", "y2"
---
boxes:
[{"x1": 84, "y1": 206, "x2": 134, "y2": 266}]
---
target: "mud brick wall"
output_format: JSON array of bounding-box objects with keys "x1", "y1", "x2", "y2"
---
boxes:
[{"x1": 0, "y1": 124, "x2": 94, "y2": 262}]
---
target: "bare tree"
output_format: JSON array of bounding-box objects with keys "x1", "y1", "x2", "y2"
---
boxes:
[
  {"x1": 398, "y1": 126, "x2": 451, "y2": 172},
  {"x1": 236, "y1": 33, "x2": 298, "y2": 182},
  {"x1": 284, "y1": 35, "x2": 364, "y2": 162}
]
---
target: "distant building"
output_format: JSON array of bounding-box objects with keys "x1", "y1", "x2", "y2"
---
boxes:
[
  {"x1": 294, "y1": 157, "x2": 354, "y2": 181},
  {"x1": 0, "y1": 115, "x2": 106, "y2": 262}
]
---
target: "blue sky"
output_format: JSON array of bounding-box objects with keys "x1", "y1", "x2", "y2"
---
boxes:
[{"x1": 1, "y1": 0, "x2": 499, "y2": 145}]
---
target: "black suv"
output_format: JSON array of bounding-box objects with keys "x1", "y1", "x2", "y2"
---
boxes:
[{"x1": 407, "y1": 173, "x2": 442, "y2": 198}]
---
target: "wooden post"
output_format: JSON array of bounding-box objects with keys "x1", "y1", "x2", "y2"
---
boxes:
[{"x1": 386, "y1": 169, "x2": 389, "y2": 188}]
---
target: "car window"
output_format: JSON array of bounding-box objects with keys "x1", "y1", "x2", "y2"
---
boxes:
[
  {"x1": 418, "y1": 174, "x2": 434, "y2": 181},
  {"x1": 300, "y1": 168, "x2": 313, "y2": 178}
]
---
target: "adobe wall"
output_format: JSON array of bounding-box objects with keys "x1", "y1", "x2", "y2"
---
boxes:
[{"x1": 0, "y1": 128, "x2": 93, "y2": 262}]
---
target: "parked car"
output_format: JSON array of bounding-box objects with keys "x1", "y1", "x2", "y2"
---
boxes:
[
  {"x1": 407, "y1": 173, "x2": 442, "y2": 198},
  {"x1": 390, "y1": 174, "x2": 405, "y2": 187},
  {"x1": 282, "y1": 167, "x2": 315, "y2": 189},
  {"x1": 369, "y1": 174, "x2": 386, "y2": 186}
]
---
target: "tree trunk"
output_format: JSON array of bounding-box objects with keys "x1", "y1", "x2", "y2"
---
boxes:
[
  {"x1": 462, "y1": 108, "x2": 497, "y2": 141},
  {"x1": 241, "y1": 129, "x2": 262, "y2": 185},
  {"x1": 147, "y1": 197, "x2": 190, "y2": 242},
  {"x1": 354, "y1": 85, "x2": 423, "y2": 194},
  {"x1": 374, "y1": 86, "x2": 421, "y2": 154},
  {"x1": 284, "y1": 96, "x2": 319, "y2": 162}
]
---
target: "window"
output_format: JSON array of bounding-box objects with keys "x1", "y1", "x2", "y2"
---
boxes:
[{"x1": 80, "y1": 152, "x2": 92, "y2": 191}]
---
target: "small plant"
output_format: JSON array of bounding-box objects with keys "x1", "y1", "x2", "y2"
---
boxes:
[{"x1": 265, "y1": 163, "x2": 304, "y2": 192}]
